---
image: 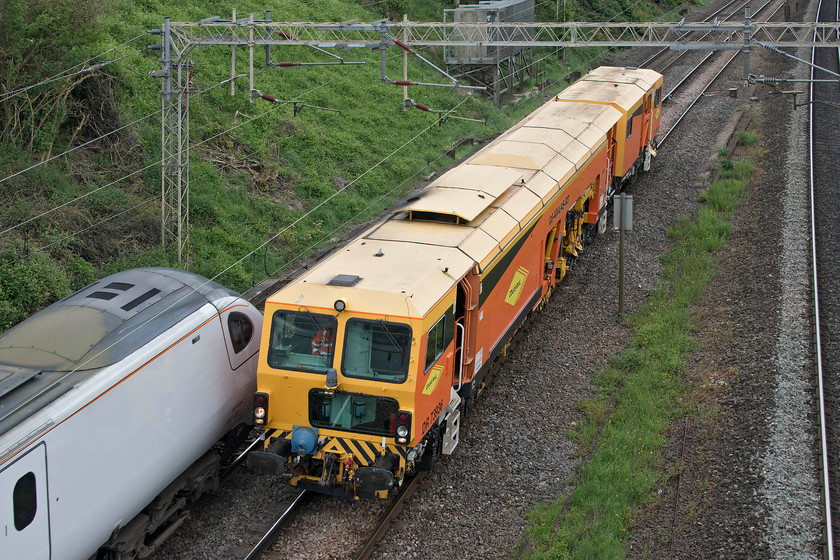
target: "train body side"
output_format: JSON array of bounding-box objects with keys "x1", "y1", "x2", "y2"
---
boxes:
[
  {"x1": 463, "y1": 141, "x2": 610, "y2": 400},
  {"x1": 0, "y1": 268, "x2": 262, "y2": 559}
]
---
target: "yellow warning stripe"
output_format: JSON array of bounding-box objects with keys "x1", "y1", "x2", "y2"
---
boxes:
[{"x1": 276, "y1": 431, "x2": 408, "y2": 466}]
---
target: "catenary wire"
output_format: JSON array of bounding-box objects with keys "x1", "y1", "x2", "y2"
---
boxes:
[
  {"x1": 0, "y1": 73, "x2": 251, "y2": 236},
  {"x1": 0, "y1": 40, "x2": 413, "y2": 239},
  {"x1": 263, "y1": 127, "x2": 459, "y2": 280},
  {"x1": 0, "y1": 33, "x2": 149, "y2": 103},
  {"x1": 0, "y1": 65, "x2": 368, "y2": 260},
  {"x1": 0, "y1": 197, "x2": 157, "y2": 271},
  {"x1": 0, "y1": 34, "x2": 419, "y2": 211}
]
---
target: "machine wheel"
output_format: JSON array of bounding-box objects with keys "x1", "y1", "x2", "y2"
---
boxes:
[
  {"x1": 463, "y1": 387, "x2": 477, "y2": 414},
  {"x1": 419, "y1": 426, "x2": 443, "y2": 471}
]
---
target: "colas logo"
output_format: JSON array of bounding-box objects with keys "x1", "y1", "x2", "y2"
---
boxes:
[
  {"x1": 423, "y1": 365, "x2": 443, "y2": 395},
  {"x1": 505, "y1": 267, "x2": 529, "y2": 306}
]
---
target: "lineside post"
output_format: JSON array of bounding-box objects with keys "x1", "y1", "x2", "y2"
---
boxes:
[
  {"x1": 231, "y1": 9, "x2": 236, "y2": 95},
  {"x1": 160, "y1": 16, "x2": 171, "y2": 252},
  {"x1": 158, "y1": 16, "x2": 190, "y2": 263},
  {"x1": 403, "y1": 14, "x2": 409, "y2": 109},
  {"x1": 614, "y1": 193, "x2": 633, "y2": 315},
  {"x1": 619, "y1": 194, "x2": 624, "y2": 314}
]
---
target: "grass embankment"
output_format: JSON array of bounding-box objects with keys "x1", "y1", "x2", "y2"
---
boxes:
[{"x1": 522, "y1": 146, "x2": 755, "y2": 559}]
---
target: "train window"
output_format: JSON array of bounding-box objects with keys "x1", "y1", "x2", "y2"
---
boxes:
[
  {"x1": 13, "y1": 472, "x2": 37, "y2": 531},
  {"x1": 121, "y1": 288, "x2": 161, "y2": 312},
  {"x1": 267, "y1": 310, "x2": 337, "y2": 374},
  {"x1": 228, "y1": 312, "x2": 254, "y2": 354},
  {"x1": 424, "y1": 316, "x2": 446, "y2": 371},
  {"x1": 104, "y1": 282, "x2": 134, "y2": 291},
  {"x1": 309, "y1": 389, "x2": 399, "y2": 436},
  {"x1": 654, "y1": 87, "x2": 662, "y2": 108},
  {"x1": 626, "y1": 105, "x2": 643, "y2": 140},
  {"x1": 342, "y1": 319, "x2": 411, "y2": 383}
]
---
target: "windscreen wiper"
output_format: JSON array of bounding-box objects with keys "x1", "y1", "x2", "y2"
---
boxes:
[{"x1": 377, "y1": 320, "x2": 405, "y2": 354}]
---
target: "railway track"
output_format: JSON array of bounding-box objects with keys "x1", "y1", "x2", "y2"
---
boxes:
[
  {"x1": 651, "y1": 0, "x2": 786, "y2": 145},
  {"x1": 243, "y1": 490, "x2": 311, "y2": 560},
  {"x1": 810, "y1": 0, "x2": 840, "y2": 555},
  {"x1": 351, "y1": 473, "x2": 427, "y2": 560},
  {"x1": 221, "y1": 430, "x2": 272, "y2": 477},
  {"x1": 638, "y1": 0, "x2": 740, "y2": 69}
]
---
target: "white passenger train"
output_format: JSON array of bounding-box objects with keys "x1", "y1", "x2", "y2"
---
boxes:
[{"x1": 0, "y1": 268, "x2": 262, "y2": 559}]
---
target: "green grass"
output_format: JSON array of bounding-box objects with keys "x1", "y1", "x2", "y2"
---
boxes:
[{"x1": 521, "y1": 152, "x2": 754, "y2": 560}]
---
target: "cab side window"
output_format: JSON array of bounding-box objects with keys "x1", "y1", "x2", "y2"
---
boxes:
[
  {"x1": 654, "y1": 87, "x2": 662, "y2": 108},
  {"x1": 13, "y1": 472, "x2": 37, "y2": 531},
  {"x1": 626, "y1": 105, "x2": 643, "y2": 140},
  {"x1": 424, "y1": 316, "x2": 447, "y2": 371},
  {"x1": 228, "y1": 312, "x2": 254, "y2": 354}
]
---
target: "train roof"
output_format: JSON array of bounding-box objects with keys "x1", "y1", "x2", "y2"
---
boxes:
[
  {"x1": 267, "y1": 67, "x2": 660, "y2": 319},
  {"x1": 0, "y1": 268, "x2": 237, "y2": 438},
  {"x1": 555, "y1": 66, "x2": 663, "y2": 112}
]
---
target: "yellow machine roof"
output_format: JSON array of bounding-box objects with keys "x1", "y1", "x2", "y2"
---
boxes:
[
  {"x1": 400, "y1": 165, "x2": 524, "y2": 223},
  {"x1": 267, "y1": 66, "x2": 661, "y2": 319},
  {"x1": 556, "y1": 66, "x2": 662, "y2": 112},
  {"x1": 269, "y1": 235, "x2": 475, "y2": 318}
]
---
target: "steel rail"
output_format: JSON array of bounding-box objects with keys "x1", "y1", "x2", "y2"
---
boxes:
[
  {"x1": 810, "y1": 0, "x2": 833, "y2": 556},
  {"x1": 352, "y1": 472, "x2": 427, "y2": 560},
  {"x1": 243, "y1": 490, "x2": 310, "y2": 560},
  {"x1": 659, "y1": 50, "x2": 738, "y2": 146},
  {"x1": 657, "y1": 0, "x2": 765, "y2": 76},
  {"x1": 221, "y1": 429, "x2": 275, "y2": 477}
]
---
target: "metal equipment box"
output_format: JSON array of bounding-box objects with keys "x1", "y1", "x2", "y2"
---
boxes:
[{"x1": 444, "y1": 0, "x2": 535, "y2": 65}]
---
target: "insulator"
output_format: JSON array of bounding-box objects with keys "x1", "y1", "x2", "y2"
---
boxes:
[
  {"x1": 277, "y1": 30, "x2": 296, "y2": 40},
  {"x1": 393, "y1": 80, "x2": 414, "y2": 86},
  {"x1": 414, "y1": 103, "x2": 430, "y2": 112},
  {"x1": 393, "y1": 39, "x2": 413, "y2": 53},
  {"x1": 274, "y1": 62, "x2": 300, "y2": 67},
  {"x1": 260, "y1": 93, "x2": 278, "y2": 103}
]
